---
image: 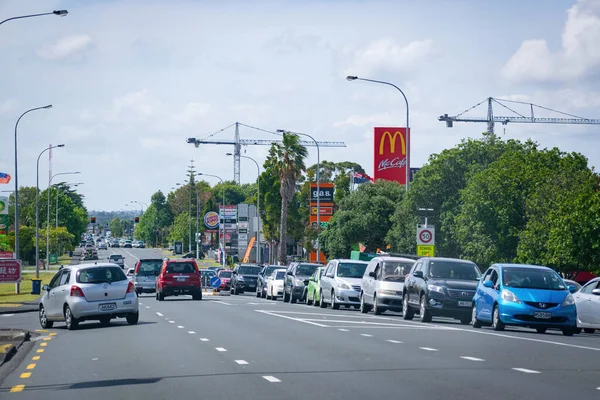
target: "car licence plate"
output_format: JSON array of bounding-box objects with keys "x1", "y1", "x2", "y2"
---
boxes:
[
  {"x1": 177, "y1": 277, "x2": 187, "y2": 282},
  {"x1": 457, "y1": 301, "x2": 472, "y2": 307},
  {"x1": 99, "y1": 303, "x2": 116, "y2": 311},
  {"x1": 534, "y1": 312, "x2": 552, "y2": 319}
]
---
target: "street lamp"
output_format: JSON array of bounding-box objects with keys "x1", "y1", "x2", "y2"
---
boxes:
[
  {"x1": 47, "y1": 171, "x2": 80, "y2": 268},
  {"x1": 226, "y1": 152, "x2": 261, "y2": 264},
  {"x1": 199, "y1": 173, "x2": 225, "y2": 268},
  {"x1": 277, "y1": 129, "x2": 321, "y2": 263},
  {"x1": 36, "y1": 144, "x2": 64, "y2": 278},
  {"x1": 130, "y1": 200, "x2": 148, "y2": 213},
  {"x1": 0, "y1": 10, "x2": 68, "y2": 26},
  {"x1": 14, "y1": 105, "x2": 52, "y2": 263},
  {"x1": 56, "y1": 183, "x2": 83, "y2": 228},
  {"x1": 346, "y1": 75, "x2": 410, "y2": 191}
]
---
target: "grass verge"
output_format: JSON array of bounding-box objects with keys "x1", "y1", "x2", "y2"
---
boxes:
[{"x1": 0, "y1": 273, "x2": 52, "y2": 304}]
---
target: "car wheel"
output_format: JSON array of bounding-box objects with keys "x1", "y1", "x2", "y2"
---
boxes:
[
  {"x1": 126, "y1": 312, "x2": 139, "y2": 325},
  {"x1": 575, "y1": 327, "x2": 582, "y2": 334},
  {"x1": 313, "y1": 292, "x2": 320, "y2": 307},
  {"x1": 331, "y1": 291, "x2": 340, "y2": 310},
  {"x1": 562, "y1": 328, "x2": 575, "y2": 336},
  {"x1": 290, "y1": 292, "x2": 297, "y2": 304},
  {"x1": 39, "y1": 306, "x2": 53, "y2": 329},
  {"x1": 266, "y1": 288, "x2": 271, "y2": 300},
  {"x1": 99, "y1": 316, "x2": 111, "y2": 326},
  {"x1": 256, "y1": 287, "x2": 261, "y2": 298},
  {"x1": 373, "y1": 294, "x2": 384, "y2": 315},
  {"x1": 230, "y1": 288, "x2": 234, "y2": 295},
  {"x1": 193, "y1": 291, "x2": 202, "y2": 300},
  {"x1": 283, "y1": 290, "x2": 290, "y2": 303},
  {"x1": 471, "y1": 305, "x2": 482, "y2": 328},
  {"x1": 261, "y1": 289, "x2": 267, "y2": 299},
  {"x1": 402, "y1": 294, "x2": 414, "y2": 320},
  {"x1": 584, "y1": 328, "x2": 595, "y2": 334},
  {"x1": 64, "y1": 305, "x2": 79, "y2": 331},
  {"x1": 306, "y1": 290, "x2": 313, "y2": 306},
  {"x1": 492, "y1": 305, "x2": 505, "y2": 331},
  {"x1": 536, "y1": 327, "x2": 547, "y2": 334},
  {"x1": 319, "y1": 290, "x2": 326, "y2": 308},
  {"x1": 158, "y1": 291, "x2": 165, "y2": 301},
  {"x1": 419, "y1": 295, "x2": 431, "y2": 322},
  {"x1": 360, "y1": 293, "x2": 369, "y2": 314}
]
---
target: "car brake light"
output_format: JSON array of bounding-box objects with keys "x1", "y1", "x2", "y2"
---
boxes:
[
  {"x1": 135, "y1": 262, "x2": 140, "y2": 274},
  {"x1": 70, "y1": 285, "x2": 85, "y2": 298},
  {"x1": 127, "y1": 281, "x2": 135, "y2": 293}
]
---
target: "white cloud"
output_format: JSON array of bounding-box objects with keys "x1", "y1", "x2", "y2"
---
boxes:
[
  {"x1": 0, "y1": 99, "x2": 18, "y2": 116},
  {"x1": 37, "y1": 35, "x2": 94, "y2": 61},
  {"x1": 174, "y1": 103, "x2": 212, "y2": 126},
  {"x1": 344, "y1": 38, "x2": 435, "y2": 76},
  {"x1": 333, "y1": 112, "x2": 397, "y2": 128},
  {"x1": 502, "y1": 0, "x2": 600, "y2": 82}
]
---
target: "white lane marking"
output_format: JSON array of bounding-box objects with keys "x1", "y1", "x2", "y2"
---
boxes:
[
  {"x1": 215, "y1": 347, "x2": 227, "y2": 352},
  {"x1": 235, "y1": 360, "x2": 249, "y2": 365},
  {"x1": 419, "y1": 347, "x2": 438, "y2": 352},
  {"x1": 169, "y1": 321, "x2": 175, "y2": 324},
  {"x1": 461, "y1": 356, "x2": 484, "y2": 362},
  {"x1": 1, "y1": 314, "x2": 15, "y2": 317},
  {"x1": 200, "y1": 338, "x2": 209, "y2": 342},
  {"x1": 156, "y1": 312, "x2": 163, "y2": 317},
  {"x1": 262, "y1": 376, "x2": 281, "y2": 383},
  {"x1": 188, "y1": 331, "x2": 196, "y2": 334},
  {"x1": 387, "y1": 340, "x2": 402, "y2": 344},
  {"x1": 145, "y1": 306, "x2": 150, "y2": 309},
  {"x1": 596, "y1": 387, "x2": 600, "y2": 391},
  {"x1": 177, "y1": 326, "x2": 184, "y2": 329},
  {"x1": 247, "y1": 302, "x2": 260, "y2": 305},
  {"x1": 123, "y1": 249, "x2": 140, "y2": 262},
  {"x1": 360, "y1": 334, "x2": 373, "y2": 337},
  {"x1": 92, "y1": 358, "x2": 98, "y2": 361},
  {"x1": 139, "y1": 302, "x2": 143, "y2": 305},
  {"x1": 214, "y1": 301, "x2": 232, "y2": 306},
  {"x1": 301, "y1": 318, "x2": 432, "y2": 328},
  {"x1": 255, "y1": 310, "x2": 328, "y2": 327},
  {"x1": 338, "y1": 329, "x2": 349, "y2": 332},
  {"x1": 512, "y1": 368, "x2": 541, "y2": 374}
]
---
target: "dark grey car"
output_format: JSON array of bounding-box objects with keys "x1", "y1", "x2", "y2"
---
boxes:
[{"x1": 283, "y1": 263, "x2": 320, "y2": 303}]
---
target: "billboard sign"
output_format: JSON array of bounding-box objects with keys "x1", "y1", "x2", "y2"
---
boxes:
[
  {"x1": 204, "y1": 212, "x2": 220, "y2": 229},
  {"x1": 310, "y1": 183, "x2": 334, "y2": 203},
  {"x1": 373, "y1": 127, "x2": 409, "y2": 185},
  {"x1": 0, "y1": 259, "x2": 21, "y2": 283}
]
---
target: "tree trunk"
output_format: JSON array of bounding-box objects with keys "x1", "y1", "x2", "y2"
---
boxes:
[{"x1": 278, "y1": 192, "x2": 288, "y2": 265}]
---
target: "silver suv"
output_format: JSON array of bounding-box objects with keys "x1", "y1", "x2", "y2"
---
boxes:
[
  {"x1": 320, "y1": 259, "x2": 369, "y2": 309},
  {"x1": 133, "y1": 258, "x2": 163, "y2": 295}
]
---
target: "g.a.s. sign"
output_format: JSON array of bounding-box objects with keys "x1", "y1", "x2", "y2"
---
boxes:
[
  {"x1": 373, "y1": 127, "x2": 409, "y2": 185},
  {"x1": 204, "y1": 212, "x2": 219, "y2": 229}
]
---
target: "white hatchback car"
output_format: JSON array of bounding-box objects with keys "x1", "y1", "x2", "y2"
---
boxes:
[
  {"x1": 266, "y1": 269, "x2": 287, "y2": 300},
  {"x1": 39, "y1": 263, "x2": 139, "y2": 330}
]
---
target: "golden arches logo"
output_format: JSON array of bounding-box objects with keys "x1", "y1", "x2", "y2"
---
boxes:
[{"x1": 379, "y1": 131, "x2": 406, "y2": 155}]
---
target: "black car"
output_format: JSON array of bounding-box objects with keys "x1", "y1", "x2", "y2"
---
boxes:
[
  {"x1": 230, "y1": 264, "x2": 262, "y2": 295},
  {"x1": 283, "y1": 262, "x2": 320, "y2": 303},
  {"x1": 256, "y1": 265, "x2": 282, "y2": 298},
  {"x1": 402, "y1": 257, "x2": 482, "y2": 324}
]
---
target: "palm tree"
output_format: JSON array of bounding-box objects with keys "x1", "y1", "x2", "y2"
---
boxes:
[{"x1": 272, "y1": 132, "x2": 308, "y2": 265}]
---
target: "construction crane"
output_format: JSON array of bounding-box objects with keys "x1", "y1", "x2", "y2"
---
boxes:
[
  {"x1": 439, "y1": 97, "x2": 600, "y2": 134},
  {"x1": 186, "y1": 122, "x2": 346, "y2": 184}
]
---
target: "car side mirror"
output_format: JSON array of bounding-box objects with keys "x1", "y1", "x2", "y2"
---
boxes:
[
  {"x1": 42, "y1": 284, "x2": 49, "y2": 291},
  {"x1": 592, "y1": 289, "x2": 600, "y2": 296},
  {"x1": 413, "y1": 271, "x2": 424, "y2": 279},
  {"x1": 232, "y1": 271, "x2": 237, "y2": 275},
  {"x1": 568, "y1": 285, "x2": 578, "y2": 293},
  {"x1": 309, "y1": 277, "x2": 315, "y2": 282},
  {"x1": 482, "y1": 280, "x2": 494, "y2": 288},
  {"x1": 368, "y1": 271, "x2": 376, "y2": 278},
  {"x1": 287, "y1": 271, "x2": 293, "y2": 276}
]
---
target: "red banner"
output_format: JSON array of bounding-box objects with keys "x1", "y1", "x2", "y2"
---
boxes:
[
  {"x1": 373, "y1": 127, "x2": 409, "y2": 185},
  {"x1": 0, "y1": 259, "x2": 21, "y2": 283}
]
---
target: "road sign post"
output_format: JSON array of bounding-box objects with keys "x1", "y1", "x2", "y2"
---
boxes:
[{"x1": 210, "y1": 276, "x2": 221, "y2": 294}]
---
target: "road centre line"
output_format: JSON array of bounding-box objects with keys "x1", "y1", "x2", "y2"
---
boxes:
[
  {"x1": 169, "y1": 321, "x2": 175, "y2": 323},
  {"x1": 461, "y1": 356, "x2": 484, "y2": 361},
  {"x1": 32, "y1": 356, "x2": 40, "y2": 361},
  {"x1": 156, "y1": 312, "x2": 163, "y2": 316},
  {"x1": 262, "y1": 376, "x2": 281, "y2": 383},
  {"x1": 216, "y1": 347, "x2": 227, "y2": 352},
  {"x1": 512, "y1": 368, "x2": 541, "y2": 374},
  {"x1": 299, "y1": 318, "x2": 443, "y2": 328},
  {"x1": 419, "y1": 347, "x2": 438, "y2": 351},
  {"x1": 235, "y1": 360, "x2": 249, "y2": 365},
  {"x1": 360, "y1": 334, "x2": 373, "y2": 337},
  {"x1": 177, "y1": 326, "x2": 184, "y2": 329},
  {"x1": 188, "y1": 331, "x2": 196, "y2": 334},
  {"x1": 10, "y1": 384, "x2": 25, "y2": 392},
  {"x1": 200, "y1": 338, "x2": 209, "y2": 341},
  {"x1": 20, "y1": 373, "x2": 31, "y2": 379},
  {"x1": 386, "y1": 340, "x2": 403, "y2": 344},
  {"x1": 26, "y1": 363, "x2": 36, "y2": 370},
  {"x1": 338, "y1": 329, "x2": 349, "y2": 332},
  {"x1": 255, "y1": 310, "x2": 328, "y2": 327}
]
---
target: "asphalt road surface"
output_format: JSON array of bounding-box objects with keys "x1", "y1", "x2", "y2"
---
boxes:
[{"x1": 1, "y1": 248, "x2": 599, "y2": 399}]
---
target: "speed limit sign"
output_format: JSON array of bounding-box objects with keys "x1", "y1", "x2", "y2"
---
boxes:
[{"x1": 417, "y1": 227, "x2": 435, "y2": 245}]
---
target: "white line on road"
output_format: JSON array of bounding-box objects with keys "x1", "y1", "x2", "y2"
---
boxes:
[
  {"x1": 177, "y1": 326, "x2": 184, "y2": 329},
  {"x1": 156, "y1": 312, "x2": 163, "y2": 317},
  {"x1": 188, "y1": 331, "x2": 196, "y2": 334},
  {"x1": 461, "y1": 356, "x2": 484, "y2": 362},
  {"x1": 169, "y1": 321, "x2": 175, "y2": 324},
  {"x1": 262, "y1": 376, "x2": 281, "y2": 383},
  {"x1": 419, "y1": 347, "x2": 438, "y2": 352},
  {"x1": 214, "y1": 301, "x2": 232, "y2": 306},
  {"x1": 512, "y1": 368, "x2": 541, "y2": 374},
  {"x1": 1, "y1": 314, "x2": 14, "y2": 317},
  {"x1": 145, "y1": 306, "x2": 150, "y2": 309},
  {"x1": 386, "y1": 340, "x2": 403, "y2": 344},
  {"x1": 200, "y1": 338, "x2": 209, "y2": 342},
  {"x1": 338, "y1": 329, "x2": 349, "y2": 332},
  {"x1": 255, "y1": 310, "x2": 328, "y2": 327},
  {"x1": 139, "y1": 302, "x2": 143, "y2": 305},
  {"x1": 235, "y1": 360, "x2": 249, "y2": 365},
  {"x1": 360, "y1": 334, "x2": 373, "y2": 337},
  {"x1": 215, "y1": 347, "x2": 227, "y2": 352}
]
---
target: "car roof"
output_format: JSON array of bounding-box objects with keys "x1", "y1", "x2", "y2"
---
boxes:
[
  {"x1": 331, "y1": 259, "x2": 369, "y2": 264},
  {"x1": 165, "y1": 259, "x2": 196, "y2": 263},
  {"x1": 420, "y1": 257, "x2": 476, "y2": 263},
  {"x1": 495, "y1": 263, "x2": 551, "y2": 271},
  {"x1": 372, "y1": 256, "x2": 416, "y2": 263},
  {"x1": 139, "y1": 258, "x2": 162, "y2": 262},
  {"x1": 67, "y1": 263, "x2": 122, "y2": 271}
]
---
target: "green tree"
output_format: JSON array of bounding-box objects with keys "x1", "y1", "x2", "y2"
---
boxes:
[
  {"x1": 134, "y1": 205, "x2": 158, "y2": 244},
  {"x1": 109, "y1": 217, "x2": 123, "y2": 237},
  {"x1": 259, "y1": 147, "x2": 283, "y2": 247},
  {"x1": 170, "y1": 211, "x2": 193, "y2": 245},
  {"x1": 39, "y1": 227, "x2": 75, "y2": 259}
]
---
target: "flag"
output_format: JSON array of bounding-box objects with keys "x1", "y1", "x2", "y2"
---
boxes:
[
  {"x1": 0, "y1": 173, "x2": 10, "y2": 184},
  {"x1": 353, "y1": 172, "x2": 373, "y2": 184},
  {"x1": 359, "y1": 242, "x2": 366, "y2": 252}
]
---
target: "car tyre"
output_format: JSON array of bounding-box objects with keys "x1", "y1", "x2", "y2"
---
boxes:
[
  {"x1": 256, "y1": 287, "x2": 261, "y2": 298},
  {"x1": 193, "y1": 291, "x2": 202, "y2": 300},
  {"x1": 562, "y1": 328, "x2": 575, "y2": 336},
  {"x1": 360, "y1": 293, "x2": 370, "y2": 314},
  {"x1": 64, "y1": 305, "x2": 79, "y2": 331},
  {"x1": 492, "y1": 305, "x2": 505, "y2": 331},
  {"x1": 536, "y1": 327, "x2": 547, "y2": 334},
  {"x1": 313, "y1": 293, "x2": 320, "y2": 307},
  {"x1": 158, "y1": 291, "x2": 165, "y2": 301},
  {"x1": 261, "y1": 289, "x2": 266, "y2": 299},
  {"x1": 39, "y1": 306, "x2": 53, "y2": 329},
  {"x1": 471, "y1": 305, "x2": 482, "y2": 328},
  {"x1": 575, "y1": 327, "x2": 582, "y2": 334},
  {"x1": 373, "y1": 294, "x2": 384, "y2": 315},
  {"x1": 126, "y1": 312, "x2": 139, "y2": 325},
  {"x1": 331, "y1": 291, "x2": 340, "y2": 310},
  {"x1": 290, "y1": 292, "x2": 297, "y2": 304},
  {"x1": 402, "y1": 294, "x2": 414, "y2": 320},
  {"x1": 583, "y1": 328, "x2": 595, "y2": 334},
  {"x1": 266, "y1": 288, "x2": 271, "y2": 300},
  {"x1": 99, "y1": 316, "x2": 111, "y2": 326},
  {"x1": 283, "y1": 290, "x2": 290, "y2": 303},
  {"x1": 319, "y1": 290, "x2": 326, "y2": 308},
  {"x1": 419, "y1": 295, "x2": 431, "y2": 322},
  {"x1": 306, "y1": 291, "x2": 313, "y2": 306}
]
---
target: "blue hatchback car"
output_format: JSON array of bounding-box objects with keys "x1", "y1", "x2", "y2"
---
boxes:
[{"x1": 472, "y1": 264, "x2": 578, "y2": 336}]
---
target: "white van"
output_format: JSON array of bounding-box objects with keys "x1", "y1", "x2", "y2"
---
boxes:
[{"x1": 360, "y1": 256, "x2": 416, "y2": 315}]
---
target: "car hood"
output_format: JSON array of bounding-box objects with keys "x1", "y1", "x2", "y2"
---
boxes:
[
  {"x1": 506, "y1": 287, "x2": 569, "y2": 303},
  {"x1": 429, "y1": 279, "x2": 478, "y2": 290}
]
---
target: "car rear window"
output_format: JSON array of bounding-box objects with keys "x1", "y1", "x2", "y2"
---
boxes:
[
  {"x1": 165, "y1": 262, "x2": 197, "y2": 274},
  {"x1": 296, "y1": 264, "x2": 319, "y2": 276},
  {"x1": 219, "y1": 271, "x2": 232, "y2": 278},
  {"x1": 275, "y1": 271, "x2": 286, "y2": 280},
  {"x1": 110, "y1": 255, "x2": 123, "y2": 260},
  {"x1": 77, "y1": 266, "x2": 127, "y2": 283},
  {"x1": 138, "y1": 260, "x2": 162, "y2": 276}
]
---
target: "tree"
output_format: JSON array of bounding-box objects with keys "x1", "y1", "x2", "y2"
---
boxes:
[
  {"x1": 259, "y1": 147, "x2": 283, "y2": 248},
  {"x1": 134, "y1": 205, "x2": 158, "y2": 244},
  {"x1": 170, "y1": 212, "x2": 193, "y2": 245},
  {"x1": 38, "y1": 227, "x2": 75, "y2": 258},
  {"x1": 270, "y1": 132, "x2": 308, "y2": 264},
  {"x1": 109, "y1": 217, "x2": 123, "y2": 237}
]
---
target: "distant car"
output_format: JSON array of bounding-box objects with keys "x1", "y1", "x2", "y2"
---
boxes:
[
  {"x1": 231, "y1": 264, "x2": 262, "y2": 295},
  {"x1": 98, "y1": 242, "x2": 108, "y2": 250},
  {"x1": 573, "y1": 277, "x2": 600, "y2": 334},
  {"x1": 112, "y1": 239, "x2": 120, "y2": 248},
  {"x1": 306, "y1": 266, "x2": 326, "y2": 306},
  {"x1": 257, "y1": 265, "x2": 282, "y2": 298},
  {"x1": 137, "y1": 241, "x2": 145, "y2": 249},
  {"x1": 108, "y1": 254, "x2": 125, "y2": 269},
  {"x1": 123, "y1": 240, "x2": 133, "y2": 248},
  {"x1": 217, "y1": 269, "x2": 232, "y2": 292},
  {"x1": 133, "y1": 258, "x2": 163, "y2": 295},
  {"x1": 283, "y1": 263, "x2": 320, "y2": 303},
  {"x1": 266, "y1": 269, "x2": 287, "y2": 300},
  {"x1": 156, "y1": 259, "x2": 202, "y2": 301},
  {"x1": 126, "y1": 268, "x2": 135, "y2": 281},
  {"x1": 39, "y1": 263, "x2": 139, "y2": 330}
]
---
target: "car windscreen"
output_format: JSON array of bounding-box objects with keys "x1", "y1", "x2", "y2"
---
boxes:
[
  {"x1": 238, "y1": 266, "x2": 262, "y2": 275},
  {"x1": 336, "y1": 263, "x2": 368, "y2": 278},
  {"x1": 219, "y1": 271, "x2": 232, "y2": 278},
  {"x1": 262, "y1": 266, "x2": 279, "y2": 276},
  {"x1": 165, "y1": 262, "x2": 197, "y2": 274},
  {"x1": 109, "y1": 255, "x2": 123, "y2": 260},
  {"x1": 201, "y1": 270, "x2": 215, "y2": 277},
  {"x1": 428, "y1": 261, "x2": 481, "y2": 281},
  {"x1": 275, "y1": 271, "x2": 286, "y2": 280},
  {"x1": 77, "y1": 266, "x2": 127, "y2": 284},
  {"x1": 381, "y1": 261, "x2": 414, "y2": 282},
  {"x1": 138, "y1": 260, "x2": 162, "y2": 276},
  {"x1": 296, "y1": 264, "x2": 318, "y2": 276},
  {"x1": 503, "y1": 268, "x2": 566, "y2": 290}
]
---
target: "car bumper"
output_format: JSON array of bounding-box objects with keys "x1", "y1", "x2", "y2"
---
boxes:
[
  {"x1": 426, "y1": 295, "x2": 473, "y2": 318},
  {"x1": 161, "y1": 286, "x2": 201, "y2": 296},
  {"x1": 499, "y1": 301, "x2": 577, "y2": 328},
  {"x1": 334, "y1": 289, "x2": 361, "y2": 305},
  {"x1": 376, "y1": 293, "x2": 404, "y2": 311},
  {"x1": 69, "y1": 294, "x2": 139, "y2": 319},
  {"x1": 134, "y1": 281, "x2": 156, "y2": 293}
]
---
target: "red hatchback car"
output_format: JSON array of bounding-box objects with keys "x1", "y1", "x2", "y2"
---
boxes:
[{"x1": 156, "y1": 259, "x2": 202, "y2": 301}]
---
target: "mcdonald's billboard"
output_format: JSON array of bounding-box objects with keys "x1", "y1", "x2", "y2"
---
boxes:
[{"x1": 373, "y1": 127, "x2": 409, "y2": 185}]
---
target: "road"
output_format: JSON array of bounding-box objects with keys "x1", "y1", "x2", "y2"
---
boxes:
[{"x1": 1, "y1": 247, "x2": 599, "y2": 398}]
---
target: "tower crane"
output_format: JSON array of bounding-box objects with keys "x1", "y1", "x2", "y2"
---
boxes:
[
  {"x1": 439, "y1": 97, "x2": 600, "y2": 134},
  {"x1": 186, "y1": 122, "x2": 346, "y2": 184}
]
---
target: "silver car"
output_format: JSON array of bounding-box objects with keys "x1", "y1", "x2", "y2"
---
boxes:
[
  {"x1": 39, "y1": 263, "x2": 139, "y2": 330},
  {"x1": 320, "y1": 259, "x2": 369, "y2": 309},
  {"x1": 133, "y1": 258, "x2": 163, "y2": 295}
]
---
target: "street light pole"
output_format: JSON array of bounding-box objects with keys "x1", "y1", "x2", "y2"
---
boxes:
[
  {"x1": 36, "y1": 144, "x2": 64, "y2": 278},
  {"x1": 277, "y1": 129, "x2": 321, "y2": 263},
  {"x1": 199, "y1": 173, "x2": 225, "y2": 268},
  {"x1": 346, "y1": 76, "x2": 410, "y2": 191},
  {"x1": 14, "y1": 105, "x2": 52, "y2": 264},
  {"x1": 0, "y1": 10, "x2": 68, "y2": 26},
  {"x1": 47, "y1": 171, "x2": 80, "y2": 268}
]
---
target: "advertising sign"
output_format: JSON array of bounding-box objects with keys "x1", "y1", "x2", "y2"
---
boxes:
[
  {"x1": 373, "y1": 127, "x2": 409, "y2": 185},
  {"x1": 0, "y1": 259, "x2": 21, "y2": 283},
  {"x1": 310, "y1": 183, "x2": 334, "y2": 203},
  {"x1": 310, "y1": 207, "x2": 333, "y2": 216},
  {"x1": 204, "y1": 212, "x2": 219, "y2": 229},
  {"x1": 0, "y1": 252, "x2": 14, "y2": 259}
]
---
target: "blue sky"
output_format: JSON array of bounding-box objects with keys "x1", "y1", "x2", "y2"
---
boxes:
[{"x1": 1, "y1": 0, "x2": 599, "y2": 210}]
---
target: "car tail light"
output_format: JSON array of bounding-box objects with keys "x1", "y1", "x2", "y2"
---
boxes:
[
  {"x1": 70, "y1": 285, "x2": 85, "y2": 298},
  {"x1": 134, "y1": 262, "x2": 140, "y2": 274},
  {"x1": 127, "y1": 281, "x2": 135, "y2": 293}
]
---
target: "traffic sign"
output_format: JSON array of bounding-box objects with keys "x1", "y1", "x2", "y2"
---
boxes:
[
  {"x1": 417, "y1": 245, "x2": 435, "y2": 257},
  {"x1": 417, "y1": 226, "x2": 435, "y2": 245},
  {"x1": 210, "y1": 276, "x2": 222, "y2": 289}
]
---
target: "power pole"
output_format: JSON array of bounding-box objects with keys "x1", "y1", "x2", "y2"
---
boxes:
[{"x1": 234, "y1": 122, "x2": 241, "y2": 184}]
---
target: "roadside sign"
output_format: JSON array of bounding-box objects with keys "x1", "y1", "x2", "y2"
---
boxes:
[
  {"x1": 210, "y1": 276, "x2": 221, "y2": 289},
  {"x1": 311, "y1": 207, "x2": 334, "y2": 216},
  {"x1": 417, "y1": 226, "x2": 435, "y2": 245},
  {"x1": 0, "y1": 259, "x2": 21, "y2": 283},
  {"x1": 0, "y1": 251, "x2": 14, "y2": 259},
  {"x1": 416, "y1": 245, "x2": 435, "y2": 257}
]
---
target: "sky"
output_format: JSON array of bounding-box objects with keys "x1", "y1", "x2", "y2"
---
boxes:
[{"x1": 2, "y1": 0, "x2": 600, "y2": 211}]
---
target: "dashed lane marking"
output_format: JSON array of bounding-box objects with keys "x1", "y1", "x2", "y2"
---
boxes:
[
  {"x1": 36, "y1": 349, "x2": 44, "y2": 353},
  {"x1": 461, "y1": 356, "x2": 485, "y2": 362},
  {"x1": 177, "y1": 326, "x2": 184, "y2": 329},
  {"x1": 145, "y1": 306, "x2": 150, "y2": 309},
  {"x1": 262, "y1": 376, "x2": 281, "y2": 383},
  {"x1": 40, "y1": 343, "x2": 47, "y2": 347},
  {"x1": 42, "y1": 337, "x2": 52, "y2": 341},
  {"x1": 20, "y1": 373, "x2": 31, "y2": 379},
  {"x1": 188, "y1": 331, "x2": 196, "y2": 334},
  {"x1": 214, "y1": 301, "x2": 232, "y2": 306},
  {"x1": 512, "y1": 368, "x2": 541, "y2": 374},
  {"x1": 10, "y1": 384, "x2": 25, "y2": 392},
  {"x1": 235, "y1": 360, "x2": 249, "y2": 365},
  {"x1": 2, "y1": 314, "x2": 15, "y2": 317},
  {"x1": 49, "y1": 333, "x2": 57, "y2": 336},
  {"x1": 215, "y1": 347, "x2": 227, "y2": 352},
  {"x1": 35, "y1": 329, "x2": 47, "y2": 332},
  {"x1": 255, "y1": 310, "x2": 328, "y2": 327},
  {"x1": 26, "y1": 363, "x2": 36, "y2": 370},
  {"x1": 32, "y1": 356, "x2": 40, "y2": 361},
  {"x1": 419, "y1": 347, "x2": 438, "y2": 352},
  {"x1": 200, "y1": 338, "x2": 209, "y2": 342},
  {"x1": 156, "y1": 312, "x2": 163, "y2": 317},
  {"x1": 169, "y1": 321, "x2": 175, "y2": 324},
  {"x1": 360, "y1": 334, "x2": 373, "y2": 337},
  {"x1": 386, "y1": 340, "x2": 402, "y2": 344},
  {"x1": 338, "y1": 329, "x2": 348, "y2": 332}
]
